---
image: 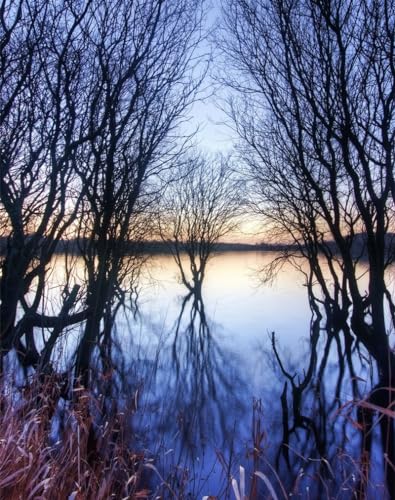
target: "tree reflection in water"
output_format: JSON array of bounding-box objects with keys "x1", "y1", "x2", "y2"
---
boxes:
[
  {"x1": 169, "y1": 290, "x2": 246, "y2": 453},
  {"x1": 112, "y1": 286, "x2": 248, "y2": 496},
  {"x1": 254, "y1": 302, "x2": 393, "y2": 499},
  {"x1": 91, "y1": 288, "x2": 394, "y2": 498},
  {"x1": 45, "y1": 270, "x2": 393, "y2": 498}
]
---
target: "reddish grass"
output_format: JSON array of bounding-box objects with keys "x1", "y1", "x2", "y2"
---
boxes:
[
  {"x1": 0, "y1": 375, "x2": 148, "y2": 499},
  {"x1": 1, "y1": 376, "x2": 394, "y2": 499}
]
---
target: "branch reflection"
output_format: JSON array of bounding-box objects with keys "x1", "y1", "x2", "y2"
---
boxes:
[{"x1": 163, "y1": 288, "x2": 247, "y2": 456}]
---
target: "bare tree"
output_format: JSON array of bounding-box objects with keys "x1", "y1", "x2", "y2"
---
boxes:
[
  {"x1": 158, "y1": 154, "x2": 242, "y2": 296},
  {"x1": 0, "y1": 0, "x2": 96, "y2": 368},
  {"x1": 220, "y1": 0, "x2": 395, "y2": 491},
  {"x1": 220, "y1": 0, "x2": 395, "y2": 376},
  {"x1": 71, "y1": 0, "x2": 205, "y2": 383},
  {"x1": 0, "y1": 0, "x2": 206, "y2": 382}
]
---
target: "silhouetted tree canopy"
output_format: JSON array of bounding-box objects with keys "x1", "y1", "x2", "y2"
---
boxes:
[
  {"x1": 157, "y1": 153, "x2": 243, "y2": 294},
  {"x1": 0, "y1": 0, "x2": 205, "y2": 381},
  {"x1": 220, "y1": 0, "x2": 395, "y2": 492},
  {"x1": 220, "y1": 0, "x2": 395, "y2": 378}
]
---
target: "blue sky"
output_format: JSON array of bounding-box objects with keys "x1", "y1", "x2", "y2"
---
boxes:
[{"x1": 183, "y1": 0, "x2": 237, "y2": 153}]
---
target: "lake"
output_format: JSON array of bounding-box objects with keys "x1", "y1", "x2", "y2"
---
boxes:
[
  {"x1": 20, "y1": 250, "x2": 390, "y2": 497},
  {"x1": 86, "y1": 251, "x2": 387, "y2": 498}
]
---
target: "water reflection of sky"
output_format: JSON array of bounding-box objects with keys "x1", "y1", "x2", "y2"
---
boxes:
[
  {"x1": 124, "y1": 251, "x2": 374, "y2": 407},
  {"x1": 111, "y1": 251, "x2": 387, "y2": 497},
  {"x1": 138, "y1": 252, "x2": 311, "y2": 361},
  {"x1": 40, "y1": 251, "x2": 391, "y2": 496}
]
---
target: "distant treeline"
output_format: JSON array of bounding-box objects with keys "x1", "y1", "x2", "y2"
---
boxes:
[
  {"x1": 1, "y1": 234, "x2": 394, "y2": 258},
  {"x1": 0, "y1": 237, "x2": 292, "y2": 256}
]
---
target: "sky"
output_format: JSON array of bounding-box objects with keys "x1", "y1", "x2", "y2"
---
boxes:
[
  {"x1": 180, "y1": 0, "x2": 264, "y2": 243},
  {"x1": 185, "y1": 98, "x2": 235, "y2": 153},
  {"x1": 182, "y1": 0, "x2": 237, "y2": 154},
  {"x1": 179, "y1": 1, "x2": 269, "y2": 244}
]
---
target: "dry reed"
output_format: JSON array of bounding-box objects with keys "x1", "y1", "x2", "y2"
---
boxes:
[{"x1": 0, "y1": 375, "x2": 148, "y2": 499}]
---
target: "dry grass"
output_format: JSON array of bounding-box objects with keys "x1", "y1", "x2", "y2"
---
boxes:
[
  {"x1": 0, "y1": 375, "x2": 147, "y2": 499},
  {"x1": 1, "y1": 375, "x2": 394, "y2": 499}
]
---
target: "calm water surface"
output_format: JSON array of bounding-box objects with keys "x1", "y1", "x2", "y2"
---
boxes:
[
  {"x1": 40, "y1": 251, "x2": 389, "y2": 496},
  {"x1": 103, "y1": 251, "x2": 386, "y2": 497}
]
